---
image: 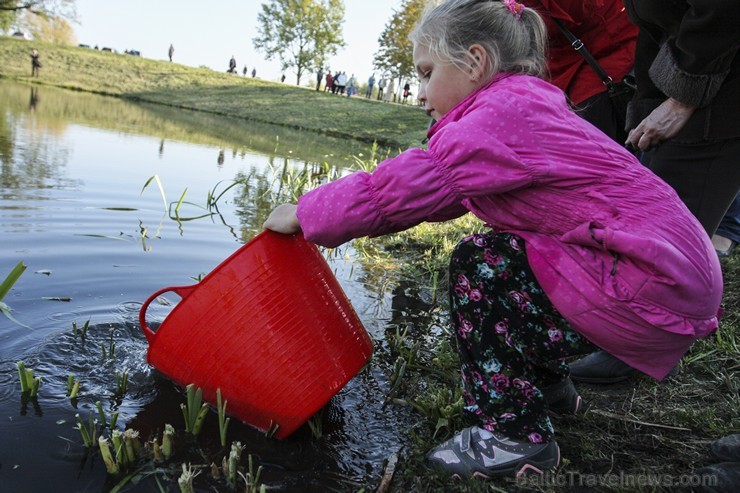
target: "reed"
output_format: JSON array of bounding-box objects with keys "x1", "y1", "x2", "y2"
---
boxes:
[
  {"x1": 161, "y1": 424, "x2": 175, "y2": 459},
  {"x1": 123, "y1": 429, "x2": 142, "y2": 464},
  {"x1": 75, "y1": 412, "x2": 97, "y2": 448},
  {"x1": 17, "y1": 361, "x2": 41, "y2": 397},
  {"x1": 67, "y1": 376, "x2": 80, "y2": 399},
  {"x1": 177, "y1": 463, "x2": 200, "y2": 493},
  {"x1": 265, "y1": 422, "x2": 280, "y2": 439},
  {"x1": 72, "y1": 319, "x2": 90, "y2": 339},
  {"x1": 306, "y1": 408, "x2": 324, "y2": 440},
  {"x1": 111, "y1": 430, "x2": 128, "y2": 467},
  {"x1": 181, "y1": 384, "x2": 208, "y2": 436},
  {"x1": 238, "y1": 454, "x2": 265, "y2": 493},
  {"x1": 94, "y1": 401, "x2": 120, "y2": 429},
  {"x1": 216, "y1": 389, "x2": 230, "y2": 447},
  {"x1": 141, "y1": 175, "x2": 168, "y2": 213},
  {"x1": 0, "y1": 261, "x2": 29, "y2": 327},
  {"x1": 101, "y1": 333, "x2": 116, "y2": 360},
  {"x1": 221, "y1": 441, "x2": 244, "y2": 487},
  {"x1": 98, "y1": 437, "x2": 121, "y2": 475},
  {"x1": 115, "y1": 370, "x2": 128, "y2": 395}
]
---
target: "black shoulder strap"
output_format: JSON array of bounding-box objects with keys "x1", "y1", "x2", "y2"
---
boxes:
[{"x1": 549, "y1": 16, "x2": 615, "y2": 90}]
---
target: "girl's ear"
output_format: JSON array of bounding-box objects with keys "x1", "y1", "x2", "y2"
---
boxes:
[{"x1": 467, "y1": 44, "x2": 488, "y2": 82}]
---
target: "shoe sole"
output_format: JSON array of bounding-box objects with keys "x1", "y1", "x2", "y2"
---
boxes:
[
  {"x1": 570, "y1": 374, "x2": 634, "y2": 384},
  {"x1": 571, "y1": 365, "x2": 679, "y2": 384}
]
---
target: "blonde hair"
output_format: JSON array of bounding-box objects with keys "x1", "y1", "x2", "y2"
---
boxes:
[{"x1": 409, "y1": 0, "x2": 547, "y2": 80}]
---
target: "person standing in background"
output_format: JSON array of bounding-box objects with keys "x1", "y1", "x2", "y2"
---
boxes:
[
  {"x1": 377, "y1": 76, "x2": 386, "y2": 100},
  {"x1": 366, "y1": 73, "x2": 376, "y2": 98},
  {"x1": 31, "y1": 48, "x2": 41, "y2": 77},
  {"x1": 168, "y1": 44, "x2": 174, "y2": 62}
]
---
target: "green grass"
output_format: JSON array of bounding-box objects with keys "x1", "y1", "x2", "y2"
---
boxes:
[{"x1": 0, "y1": 36, "x2": 429, "y2": 149}]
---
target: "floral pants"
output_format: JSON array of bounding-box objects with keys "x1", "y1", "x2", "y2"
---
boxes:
[{"x1": 449, "y1": 232, "x2": 596, "y2": 444}]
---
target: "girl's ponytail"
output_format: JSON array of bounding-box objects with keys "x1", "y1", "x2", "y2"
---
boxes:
[{"x1": 410, "y1": 0, "x2": 547, "y2": 80}]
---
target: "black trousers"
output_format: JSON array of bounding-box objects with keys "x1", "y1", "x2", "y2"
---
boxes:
[{"x1": 644, "y1": 138, "x2": 740, "y2": 236}]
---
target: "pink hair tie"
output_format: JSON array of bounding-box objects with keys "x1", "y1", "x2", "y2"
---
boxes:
[{"x1": 502, "y1": 0, "x2": 524, "y2": 20}]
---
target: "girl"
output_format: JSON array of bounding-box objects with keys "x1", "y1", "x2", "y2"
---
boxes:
[{"x1": 264, "y1": 0, "x2": 722, "y2": 479}]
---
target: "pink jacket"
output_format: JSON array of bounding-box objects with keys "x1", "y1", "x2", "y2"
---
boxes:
[{"x1": 297, "y1": 74, "x2": 722, "y2": 379}]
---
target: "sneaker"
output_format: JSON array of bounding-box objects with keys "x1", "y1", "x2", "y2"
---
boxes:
[
  {"x1": 542, "y1": 377, "x2": 582, "y2": 416},
  {"x1": 426, "y1": 426, "x2": 560, "y2": 478},
  {"x1": 570, "y1": 351, "x2": 679, "y2": 384},
  {"x1": 710, "y1": 434, "x2": 740, "y2": 462}
]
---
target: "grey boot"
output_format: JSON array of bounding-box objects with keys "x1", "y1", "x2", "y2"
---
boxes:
[
  {"x1": 693, "y1": 462, "x2": 740, "y2": 493},
  {"x1": 542, "y1": 377, "x2": 582, "y2": 416},
  {"x1": 569, "y1": 350, "x2": 637, "y2": 383},
  {"x1": 569, "y1": 350, "x2": 678, "y2": 384},
  {"x1": 711, "y1": 434, "x2": 740, "y2": 462}
]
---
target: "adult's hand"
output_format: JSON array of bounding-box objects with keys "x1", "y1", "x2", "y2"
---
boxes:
[
  {"x1": 263, "y1": 203, "x2": 301, "y2": 234},
  {"x1": 626, "y1": 98, "x2": 696, "y2": 152}
]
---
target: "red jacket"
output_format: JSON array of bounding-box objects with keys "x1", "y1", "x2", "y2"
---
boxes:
[{"x1": 523, "y1": 0, "x2": 638, "y2": 104}]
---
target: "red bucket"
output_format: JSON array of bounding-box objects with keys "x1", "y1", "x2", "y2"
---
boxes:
[{"x1": 139, "y1": 231, "x2": 373, "y2": 439}]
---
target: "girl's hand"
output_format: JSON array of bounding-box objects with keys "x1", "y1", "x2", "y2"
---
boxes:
[
  {"x1": 263, "y1": 204, "x2": 301, "y2": 234},
  {"x1": 626, "y1": 98, "x2": 696, "y2": 152}
]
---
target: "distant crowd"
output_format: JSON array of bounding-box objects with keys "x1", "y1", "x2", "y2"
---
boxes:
[{"x1": 315, "y1": 69, "x2": 416, "y2": 105}]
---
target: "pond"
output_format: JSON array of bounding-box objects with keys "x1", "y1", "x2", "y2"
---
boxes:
[{"x1": 0, "y1": 80, "x2": 429, "y2": 492}]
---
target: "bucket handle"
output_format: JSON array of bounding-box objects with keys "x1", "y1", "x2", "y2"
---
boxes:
[{"x1": 139, "y1": 285, "x2": 198, "y2": 344}]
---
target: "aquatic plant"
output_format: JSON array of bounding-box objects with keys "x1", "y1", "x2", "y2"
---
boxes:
[
  {"x1": 111, "y1": 430, "x2": 129, "y2": 467},
  {"x1": 205, "y1": 179, "x2": 245, "y2": 213},
  {"x1": 181, "y1": 384, "x2": 208, "y2": 436},
  {"x1": 385, "y1": 356, "x2": 407, "y2": 404},
  {"x1": 75, "y1": 412, "x2": 97, "y2": 448},
  {"x1": 141, "y1": 174, "x2": 168, "y2": 212},
  {"x1": 221, "y1": 441, "x2": 244, "y2": 487},
  {"x1": 217, "y1": 388, "x2": 230, "y2": 447},
  {"x1": 123, "y1": 429, "x2": 143, "y2": 464},
  {"x1": 1, "y1": 262, "x2": 29, "y2": 328},
  {"x1": 67, "y1": 376, "x2": 80, "y2": 399},
  {"x1": 238, "y1": 454, "x2": 266, "y2": 493},
  {"x1": 265, "y1": 421, "x2": 280, "y2": 439},
  {"x1": 177, "y1": 463, "x2": 200, "y2": 493},
  {"x1": 71, "y1": 319, "x2": 90, "y2": 339},
  {"x1": 95, "y1": 401, "x2": 119, "y2": 429},
  {"x1": 306, "y1": 408, "x2": 324, "y2": 440},
  {"x1": 98, "y1": 436, "x2": 121, "y2": 475},
  {"x1": 101, "y1": 333, "x2": 116, "y2": 360},
  {"x1": 152, "y1": 424, "x2": 175, "y2": 462},
  {"x1": 114, "y1": 370, "x2": 128, "y2": 395},
  {"x1": 17, "y1": 361, "x2": 41, "y2": 397}
]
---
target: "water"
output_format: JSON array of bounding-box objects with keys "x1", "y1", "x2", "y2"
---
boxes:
[{"x1": 0, "y1": 80, "x2": 424, "y2": 492}]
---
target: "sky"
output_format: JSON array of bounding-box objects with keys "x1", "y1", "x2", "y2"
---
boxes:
[{"x1": 72, "y1": 0, "x2": 405, "y2": 85}]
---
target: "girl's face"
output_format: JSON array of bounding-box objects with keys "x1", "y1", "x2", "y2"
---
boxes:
[{"x1": 414, "y1": 44, "x2": 482, "y2": 121}]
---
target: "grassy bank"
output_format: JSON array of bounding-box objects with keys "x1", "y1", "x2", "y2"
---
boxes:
[
  {"x1": 0, "y1": 36, "x2": 429, "y2": 149},
  {"x1": 374, "y1": 221, "x2": 739, "y2": 493}
]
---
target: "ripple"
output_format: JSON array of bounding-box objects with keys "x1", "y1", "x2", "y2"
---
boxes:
[{"x1": 46, "y1": 311, "x2": 82, "y2": 322}]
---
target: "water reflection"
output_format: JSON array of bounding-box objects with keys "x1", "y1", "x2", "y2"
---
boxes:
[
  {"x1": 0, "y1": 79, "x2": 421, "y2": 493},
  {"x1": 0, "y1": 80, "x2": 382, "y2": 172},
  {"x1": 0, "y1": 86, "x2": 76, "y2": 195}
]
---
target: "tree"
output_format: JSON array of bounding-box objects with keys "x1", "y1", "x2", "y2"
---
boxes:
[
  {"x1": 0, "y1": 0, "x2": 76, "y2": 34},
  {"x1": 373, "y1": 0, "x2": 425, "y2": 89},
  {"x1": 25, "y1": 10, "x2": 75, "y2": 44},
  {"x1": 253, "y1": 0, "x2": 345, "y2": 85}
]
